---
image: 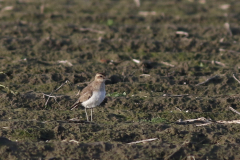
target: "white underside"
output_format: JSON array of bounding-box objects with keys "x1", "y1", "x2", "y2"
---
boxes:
[{"x1": 82, "y1": 91, "x2": 106, "y2": 108}]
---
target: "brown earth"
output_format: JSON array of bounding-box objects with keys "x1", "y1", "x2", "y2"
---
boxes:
[{"x1": 1, "y1": 0, "x2": 240, "y2": 159}]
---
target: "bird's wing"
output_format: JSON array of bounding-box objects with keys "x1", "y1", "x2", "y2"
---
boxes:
[
  {"x1": 70, "y1": 84, "x2": 93, "y2": 110},
  {"x1": 79, "y1": 85, "x2": 93, "y2": 102},
  {"x1": 70, "y1": 101, "x2": 81, "y2": 110}
]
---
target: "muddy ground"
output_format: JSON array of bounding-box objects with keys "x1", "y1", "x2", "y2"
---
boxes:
[{"x1": 1, "y1": 0, "x2": 240, "y2": 159}]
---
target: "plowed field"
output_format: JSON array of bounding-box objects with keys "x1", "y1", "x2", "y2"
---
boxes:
[{"x1": 1, "y1": 0, "x2": 240, "y2": 159}]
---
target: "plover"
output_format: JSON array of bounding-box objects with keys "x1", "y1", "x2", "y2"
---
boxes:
[{"x1": 70, "y1": 73, "x2": 108, "y2": 121}]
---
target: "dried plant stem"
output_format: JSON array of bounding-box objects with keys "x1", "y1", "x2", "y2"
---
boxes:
[
  {"x1": 128, "y1": 138, "x2": 157, "y2": 145},
  {"x1": 176, "y1": 117, "x2": 211, "y2": 124},
  {"x1": 43, "y1": 94, "x2": 62, "y2": 98},
  {"x1": 196, "y1": 120, "x2": 240, "y2": 126},
  {"x1": 233, "y1": 74, "x2": 240, "y2": 84},
  {"x1": 134, "y1": 0, "x2": 140, "y2": 7},
  {"x1": 229, "y1": 107, "x2": 240, "y2": 116},
  {"x1": 166, "y1": 140, "x2": 190, "y2": 159},
  {"x1": 195, "y1": 75, "x2": 218, "y2": 86},
  {"x1": 224, "y1": 22, "x2": 232, "y2": 37},
  {"x1": 139, "y1": 74, "x2": 150, "y2": 77},
  {"x1": 163, "y1": 94, "x2": 189, "y2": 97},
  {"x1": 79, "y1": 28, "x2": 105, "y2": 34},
  {"x1": 201, "y1": 60, "x2": 226, "y2": 67},
  {"x1": 40, "y1": 4, "x2": 44, "y2": 14},
  {"x1": 44, "y1": 80, "x2": 70, "y2": 107},
  {"x1": 196, "y1": 122, "x2": 213, "y2": 127},
  {"x1": 160, "y1": 61, "x2": 175, "y2": 67},
  {"x1": 175, "y1": 107, "x2": 182, "y2": 111},
  {"x1": 176, "y1": 31, "x2": 189, "y2": 37},
  {"x1": 69, "y1": 140, "x2": 80, "y2": 144},
  {"x1": 216, "y1": 120, "x2": 240, "y2": 124},
  {"x1": 214, "y1": 61, "x2": 226, "y2": 67}
]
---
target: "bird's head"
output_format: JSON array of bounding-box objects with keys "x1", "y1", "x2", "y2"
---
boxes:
[{"x1": 95, "y1": 73, "x2": 109, "y2": 82}]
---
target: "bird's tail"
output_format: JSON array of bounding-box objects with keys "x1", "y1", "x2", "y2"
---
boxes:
[{"x1": 70, "y1": 101, "x2": 80, "y2": 110}]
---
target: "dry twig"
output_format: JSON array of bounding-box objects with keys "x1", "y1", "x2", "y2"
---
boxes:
[
  {"x1": 217, "y1": 120, "x2": 240, "y2": 124},
  {"x1": 196, "y1": 122, "x2": 213, "y2": 127},
  {"x1": 139, "y1": 74, "x2": 150, "y2": 77},
  {"x1": 43, "y1": 94, "x2": 63, "y2": 107},
  {"x1": 42, "y1": 94, "x2": 63, "y2": 98},
  {"x1": 138, "y1": 11, "x2": 156, "y2": 16},
  {"x1": 133, "y1": 0, "x2": 140, "y2": 7},
  {"x1": 163, "y1": 94, "x2": 189, "y2": 97},
  {"x1": 196, "y1": 120, "x2": 240, "y2": 126},
  {"x1": 79, "y1": 28, "x2": 105, "y2": 34},
  {"x1": 160, "y1": 61, "x2": 175, "y2": 67},
  {"x1": 58, "y1": 60, "x2": 73, "y2": 66},
  {"x1": 40, "y1": 4, "x2": 44, "y2": 14},
  {"x1": 176, "y1": 117, "x2": 211, "y2": 125},
  {"x1": 201, "y1": 60, "x2": 226, "y2": 67},
  {"x1": 128, "y1": 138, "x2": 158, "y2": 145},
  {"x1": 219, "y1": 4, "x2": 230, "y2": 10},
  {"x1": 175, "y1": 107, "x2": 182, "y2": 112},
  {"x1": 132, "y1": 59, "x2": 141, "y2": 64},
  {"x1": 166, "y1": 140, "x2": 190, "y2": 159},
  {"x1": 219, "y1": 48, "x2": 240, "y2": 54},
  {"x1": 229, "y1": 106, "x2": 240, "y2": 116},
  {"x1": 2, "y1": 6, "x2": 14, "y2": 12},
  {"x1": 224, "y1": 22, "x2": 232, "y2": 36},
  {"x1": 194, "y1": 113, "x2": 240, "y2": 126},
  {"x1": 195, "y1": 75, "x2": 218, "y2": 86},
  {"x1": 44, "y1": 80, "x2": 70, "y2": 107},
  {"x1": 69, "y1": 140, "x2": 80, "y2": 144},
  {"x1": 176, "y1": 31, "x2": 189, "y2": 37},
  {"x1": 214, "y1": 61, "x2": 226, "y2": 67},
  {"x1": 233, "y1": 74, "x2": 240, "y2": 84}
]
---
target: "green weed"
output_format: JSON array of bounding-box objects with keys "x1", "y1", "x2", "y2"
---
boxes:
[
  {"x1": 107, "y1": 19, "x2": 114, "y2": 26},
  {"x1": 107, "y1": 92, "x2": 126, "y2": 97}
]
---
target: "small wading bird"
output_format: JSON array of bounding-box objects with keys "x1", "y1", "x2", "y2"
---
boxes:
[{"x1": 70, "y1": 73, "x2": 108, "y2": 121}]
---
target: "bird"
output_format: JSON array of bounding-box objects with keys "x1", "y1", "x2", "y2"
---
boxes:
[{"x1": 70, "y1": 73, "x2": 108, "y2": 122}]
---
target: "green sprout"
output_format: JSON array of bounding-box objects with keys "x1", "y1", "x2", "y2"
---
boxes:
[
  {"x1": 107, "y1": 92, "x2": 126, "y2": 97},
  {"x1": 107, "y1": 19, "x2": 114, "y2": 26}
]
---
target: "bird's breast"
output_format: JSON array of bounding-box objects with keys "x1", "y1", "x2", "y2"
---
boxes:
[
  {"x1": 94, "y1": 90, "x2": 106, "y2": 103},
  {"x1": 82, "y1": 90, "x2": 106, "y2": 108}
]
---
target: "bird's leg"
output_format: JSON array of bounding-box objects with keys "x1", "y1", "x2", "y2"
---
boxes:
[
  {"x1": 91, "y1": 108, "x2": 93, "y2": 122},
  {"x1": 85, "y1": 108, "x2": 89, "y2": 121}
]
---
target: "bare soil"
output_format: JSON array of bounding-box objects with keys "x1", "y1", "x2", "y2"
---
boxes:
[{"x1": 1, "y1": 0, "x2": 240, "y2": 159}]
